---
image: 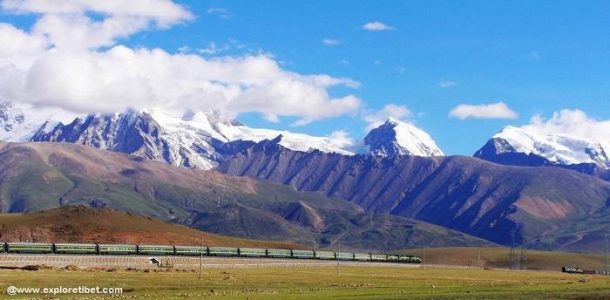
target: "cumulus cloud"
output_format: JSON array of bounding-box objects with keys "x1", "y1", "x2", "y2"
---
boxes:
[
  {"x1": 522, "y1": 109, "x2": 610, "y2": 149},
  {"x1": 363, "y1": 104, "x2": 411, "y2": 130},
  {"x1": 449, "y1": 102, "x2": 518, "y2": 120},
  {"x1": 0, "y1": 0, "x2": 362, "y2": 126},
  {"x1": 2, "y1": 0, "x2": 193, "y2": 50},
  {"x1": 322, "y1": 38, "x2": 340, "y2": 46},
  {"x1": 362, "y1": 21, "x2": 394, "y2": 31}
]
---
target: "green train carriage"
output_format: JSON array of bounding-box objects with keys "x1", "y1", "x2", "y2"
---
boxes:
[
  {"x1": 98, "y1": 244, "x2": 137, "y2": 255},
  {"x1": 174, "y1": 245, "x2": 207, "y2": 256},
  {"x1": 370, "y1": 254, "x2": 388, "y2": 261},
  {"x1": 208, "y1": 247, "x2": 239, "y2": 256},
  {"x1": 239, "y1": 247, "x2": 267, "y2": 257},
  {"x1": 292, "y1": 249, "x2": 315, "y2": 259},
  {"x1": 137, "y1": 245, "x2": 175, "y2": 255},
  {"x1": 314, "y1": 251, "x2": 335, "y2": 260},
  {"x1": 266, "y1": 248, "x2": 292, "y2": 258},
  {"x1": 399, "y1": 255, "x2": 422, "y2": 264},
  {"x1": 54, "y1": 243, "x2": 97, "y2": 254},
  {"x1": 387, "y1": 254, "x2": 400, "y2": 262},
  {"x1": 6, "y1": 242, "x2": 53, "y2": 254},
  {"x1": 354, "y1": 253, "x2": 372, "y2": 261},
  {"x1": 336, "y1": 251, "x2": 355, "y2": 260}
]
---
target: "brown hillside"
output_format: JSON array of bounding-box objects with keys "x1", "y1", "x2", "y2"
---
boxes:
[{"x1": 0, "y1": 205, "x2": 303, "y2": 248}]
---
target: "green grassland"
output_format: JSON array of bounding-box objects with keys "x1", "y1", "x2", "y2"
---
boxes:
[{"x1": 1, "y1": 266, "x2": 610, "y2": 299}]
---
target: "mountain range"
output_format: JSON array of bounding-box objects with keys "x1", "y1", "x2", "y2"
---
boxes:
[
  {"x1": 217, "y1": 139, "x2": 610, "y2": 251},
  {"x1": 0, "y1": 140, "x2": 491, "y2": 251},
  {"x1": 2, "y1": 101, "x2": 610, "y2": 252},
  {"x1": 0, "y1": 101, "x2": 443, "y2": 170}
]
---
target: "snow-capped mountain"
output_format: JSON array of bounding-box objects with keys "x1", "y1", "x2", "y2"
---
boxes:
[
  {"x1": 1, "y1": 101, "x2": 446, "y2": 169},
  {"x1": 28, "y1": 108, "x2": 359, "y2": 169},
  {"x1": 153, "y1": 109, "x2": 355, "y2": 156},
  {"x1": 475, "y1": 126, "x2": 610, "y2": 168},
  {"x1": 0, "y1": 101, "x2": 76, "y2": 142},
  {"x1": 364, "y1": 117, "x2": 444, "y2": 157}
]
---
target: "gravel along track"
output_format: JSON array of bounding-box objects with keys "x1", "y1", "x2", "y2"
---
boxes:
[{"x1": 0, "y1": 254, "x2": 422, "y2": 270}]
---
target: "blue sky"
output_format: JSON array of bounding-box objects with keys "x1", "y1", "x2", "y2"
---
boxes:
[{"x1": 2, "y1": 0, "x2": 610, "y2": 155}]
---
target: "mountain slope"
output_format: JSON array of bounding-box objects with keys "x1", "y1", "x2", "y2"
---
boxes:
[
  {"x1": 0, "y1": 205, "x2": 303, "y2": 248},
  {"x1": 217, "y1": 139, "x2": 610, "y2": 250},
  {"x1": 0, "y1": 141, "x2": 489, "y2": 251}
]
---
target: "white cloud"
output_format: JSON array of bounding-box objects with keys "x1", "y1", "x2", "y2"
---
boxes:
[
  {"x1": 449, "y1": 102, "x2": 518, "y2": 120},
  {"x1": 198, "y1": 39, "x2": 245, "y2": 56},
  {"x1": 362, "y1": 21, "x2": 394, "y2": 31},
  {"x1": 198, "y1": 42, "x2": 222, "y2": 55},
  {"x1": 206, "y1": 7, "x2": 231, "y2": 19},
  {"x1": 522, "y1": 109, "x2": 610, "y2": 149},
  {"x1": 2, "y1": 0, "x2": 192, "y2": 26},
  {"x1": 363, "y1": 104, "x2": 411, "y2": 130},
  {"x1": 439, "y1": 80, "x2": 457, "y2": 88},
  {"x1": 0, "y1": 0, "x2": 362, "y2": 126},
  {"x1": 2, "y1": 0, "x2": 193, "y2": 51},
  {"x1": 322, "y1": 38, "x2": 340, "y2": 46}
]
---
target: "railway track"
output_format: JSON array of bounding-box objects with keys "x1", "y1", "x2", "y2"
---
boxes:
[{"x1": 0, "y1": 254, "x2": 423, "y2": 270}]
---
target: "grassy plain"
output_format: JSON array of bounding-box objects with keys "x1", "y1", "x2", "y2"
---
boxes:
[
  {"x1": 403, "y1": 247, "x2": 608, "y2": 271},
  {"x1": 1, "y1": 265, "x2": 610, "y2": 299}
]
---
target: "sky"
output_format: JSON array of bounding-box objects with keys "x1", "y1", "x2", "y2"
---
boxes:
[{"x1": 1, "y1": 0, "x2": 610, "y2": 155}]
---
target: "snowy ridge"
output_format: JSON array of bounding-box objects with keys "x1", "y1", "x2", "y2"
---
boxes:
[
  {"x1": 1, "y1": 101, "x2": 446, "y2": 169},
  {"x1": 30, "y1": 108, "x2": 361, "y2": 169},
  {"x1": 151, "y1": 109, "x2": 355, "y2": 156},
  {"x1": 486, "y1": 126, "x2": 610, "y2": 167},
  {"x1": 0, "y1": 101, "x2": 76, "y2": 142},
  {"x1": 364, "y1": 117, "x2": 444, "y2": 157}
]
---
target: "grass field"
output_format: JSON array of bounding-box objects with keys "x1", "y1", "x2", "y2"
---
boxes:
[
  {"x1": 403, "y1": 247, "x2": 608, "y2": 271},
  {"x1": 1, "y1": 265, "x2": 610, "y2": 299}
]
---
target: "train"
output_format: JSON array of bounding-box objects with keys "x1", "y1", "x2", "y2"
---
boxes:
[
  {"x1": 0, "y1": 242, "x2": 422, "y2": 263},
  {"x1": 562, "y1": 266, "x2": 610, "y2": 276}
]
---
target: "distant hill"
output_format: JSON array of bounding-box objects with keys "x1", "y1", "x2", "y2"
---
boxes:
[
  {"x1": 0, "y1": 141, "x2": 491, "y2": 251},
  {"x1": 0, "y1": 205, "x2": 301, "y2": 248}
]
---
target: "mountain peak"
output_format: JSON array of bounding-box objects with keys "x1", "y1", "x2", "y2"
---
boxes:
[
  {"x1": 384, "y1": 116, "x2": 401, "y2": 125},
  {"x1": 475, "y1": 125, "x2": 610, "y2": 168},
  {"x1": 364, "y1": 119, "x2": 444, "y2": 157}
]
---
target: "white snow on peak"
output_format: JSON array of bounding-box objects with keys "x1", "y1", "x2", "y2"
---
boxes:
[
  {"x1": 0, "y1": 101, "x2": 76, "y2": 142},
  {"x1": 149, "y1": 109, "x2": 355, "y2": 155},
  {"x1": 492, "y1": 126, "x2": 609, "y2": 166},
  {"x1": 365, "y1": 117, "x2": 444, "y2": 157},
  {"x1": 216, "y1": 124, "x2": 355, "y2": 155},
  {"x1": 388, "y1": 117, "x2": 444, "y2": 156}
]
